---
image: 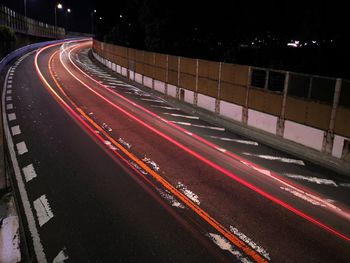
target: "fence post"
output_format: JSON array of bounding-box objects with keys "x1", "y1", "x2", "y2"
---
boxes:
[
  {"x1": 194, "y1": 59, "x2": 199, "y2": 106},
  {"x1": 215, "y1": 62, "x2": 222, "y2": 114},
  {"x1": 277, "y1": 71, "x2": 290, "y2": 136},
  {"x1": 264, "y1": 70, "x2": 270, "y2": 90},
  {"x1": 242, "y1": 66, "x2": 252, "y2": 124},
  {"x1": 152, "y1": 52, "x2": 155, "y2": 89},
  {"x1": 176, "y1": 56, "x2": 181, "y2": 99},
  {"x1": 165, "y1": 54, "x2": 169, "y2": 95},
  {"x1": 322, "y1": 78, "x2": 342, "y2": 154}
]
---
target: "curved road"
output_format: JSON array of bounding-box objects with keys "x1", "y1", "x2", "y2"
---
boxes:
[{"x1": 2, "y1": 39, "x2": 350, "y2": 262}]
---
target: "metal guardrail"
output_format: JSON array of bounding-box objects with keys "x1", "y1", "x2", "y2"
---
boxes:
[{"x1": 0, "y1": 4, "x2": 65, "y2": 39}]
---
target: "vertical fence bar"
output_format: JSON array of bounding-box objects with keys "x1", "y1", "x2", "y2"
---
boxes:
[
  {"x1": 215, "y1": 62, "x2": 222, "y2": 114},
  {"x1": 322, "y1": 78, "x2": 342, "y2": 154},
  {"x1": 264, "y1": 70, "x2": 270, "y2": 90},
  {"x1": 242, "y1": 66, "x2": 252, "y2": 124},
  {"x1": 165, "y1": 54, "x2": 169, "y2": 95},
  {"x1": 194, "y1": 59, "x2": 199, "y2": 106},
  {"x1": 277, "y1": 72, "x2": 290, "y2": 136},
  {"x1": 152, "y1": 52, "x2": 156, "y2": 89},
  {"x1": 176, "y1": 56, "x2": 181, "y2": 99},
  {"x1": 307, "y1": 77, "x2": 313, "y2": 99}
]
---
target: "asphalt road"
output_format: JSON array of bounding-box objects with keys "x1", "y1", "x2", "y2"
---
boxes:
[{"x1": 2, "y1": 39, "x2": 350, "y2": 262}]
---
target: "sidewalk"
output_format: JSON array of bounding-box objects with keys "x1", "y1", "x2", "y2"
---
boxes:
[{"x1": 0, "y1": 193, "x2": 21, "y2": 263}]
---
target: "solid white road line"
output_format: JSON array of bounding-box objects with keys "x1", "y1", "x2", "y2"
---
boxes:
[
  {"x1": 11, "y1": 125, "x2": 21, "y2": 136},
  {"x1": 8, "y1": 113, "x2": 16, "y2": 121},
  {"x1": 2, "y1": 65, "x2": 47, "y2": 262},
  {"x1": 22, "y1": 164, "x2": 37, "y2": 182},
  {"x1": 6, "y1": 104, "x2": 13, "y2": 110},
  {"x1": 210, "y1": 136, "x2": 259, "y2": 146},
  {"x1": 33, "y1": 195, "x2": 54, "y2": 227},
  {"x1": 242, "y1": 152, "x2": 305, "y2": 166},
  {"x1": 16, "y1": 141, "x2": 28, "y2": 155}
]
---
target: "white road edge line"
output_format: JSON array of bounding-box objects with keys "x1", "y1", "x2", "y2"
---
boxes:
[{"x1": 2, "y1": 62, "x2": 47, "y2": 262}]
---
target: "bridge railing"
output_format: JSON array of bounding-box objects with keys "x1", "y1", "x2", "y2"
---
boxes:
[{"x1": 0, "y1": 4, "x2": 65, "y2": 39}]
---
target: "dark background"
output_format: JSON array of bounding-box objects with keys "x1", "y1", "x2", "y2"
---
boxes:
[{"x1": 1, "y1": 0, "x2": 349, "y2": 79}]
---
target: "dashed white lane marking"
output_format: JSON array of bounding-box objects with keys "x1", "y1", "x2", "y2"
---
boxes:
[
  {"x1": 7, "y1": 84, "x2": 12, "y2": 89},
  {"x1": 8, "y1": 113, "x2": 16, "y2": 121},
  {"x1": 171, "y1": 121, "x2": 225, "y2": 131},
  {"x1": 2, "y1": 65, "x2": 47, "y2": 262},
  {"x1": 339, "y1": 183, "x2": 350, "y2": 188},
  {"x1": 208, "y1": 233, "x2": 251, "y2": 262},
  {"x1": 151, "y1": 105, "x2": 180, "y2": 110},
  {"x1": 242, "y1": 152, "x2": 305, "y2": 166},
  {"x1": 22, "y1": 164, "x2": 37, "y2": 182},
  {"x1": 210, "y1": 136, "x2": 259, "y2": 146},
  {"x1": 140, "y1": 98, "x2": 164, "y2": 103},
  {"x1": 8, "y1": 76, "x2": 13, "y2": 80},
  {"x1": 11, "y1": 125, "x2": 21, "y2": 136},
  {"x1": 53, "y1": 249, "x2": 69, "y2": 263},
  {"x1": 163, "y1": 112, "x2": 199, "y2": 119},
  {"x1": 6, "y1": 104, "x2": 13, "y2": 110},
  {"x1": 6, "y1": 89, "x2": 12, "y2": 94},
  {"x1": 16, "y1": 141, "x2": 28, "y2": 155},
  {"x1": 283, "y1": 173, "x2": 338, "y2": 186},
  {"x1": 7, "y1": 80, "x2": 12, "y2": 84},
  {"x1": 33, "y1": 195, "x2": 54, "y2": 227},
  {"x1": 229, "y1": 226, "x2": 270, "y2": 260},
  {"x1": 6, "y1": 96, "x2": 12, "y2": 101}
]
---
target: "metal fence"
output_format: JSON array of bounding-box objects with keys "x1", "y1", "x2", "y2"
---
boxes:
[
  {"x1": 94, "y1": 40, "x2": 350, "y2": 142},
  {"x1": 0, "y1": 4, "x2": 65, "y2": 39},
  {"x1": 251, "y1": 67, "x2": 349, "y2": 107}
]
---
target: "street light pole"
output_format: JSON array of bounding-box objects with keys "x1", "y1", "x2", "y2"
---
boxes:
[
  {"x1": 24, "y1": 0, "x2": 27, "y2": 17},
  {"x1": 55, "y1": 3, "x2": 63, "y2": 28}
]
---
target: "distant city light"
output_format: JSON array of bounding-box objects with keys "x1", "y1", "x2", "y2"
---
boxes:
[
  {"x1": 67, "y1": 8, "x2": 71, "y2": 13},
  {"x1": 99, "y1": 17, "x2": 102, "y2": 20},
  {"x1": 57, "y1": 3, "x2": 63, "y2": 9},
  {"x1": 287, "y1": 40, "x2": 300, "y2": 48},
  {"x1": 120, "y1": 14, "x2": 123, "y2": 18}
]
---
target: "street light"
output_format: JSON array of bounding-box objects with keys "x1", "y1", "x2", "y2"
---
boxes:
[
  {"x1": 65, "y1": 8, "x2": 71, "y2": 31},
  {"x1": 91, "y1": 9, "x2": 97, "y2": 35},
  {"x1": 54, "y1": 3, "x2": 63, "y2": 28}
]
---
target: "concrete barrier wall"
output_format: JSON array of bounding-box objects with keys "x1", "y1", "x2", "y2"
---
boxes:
[{"x1": 92, "y1": 40, "x2": 350, "y2": 161}]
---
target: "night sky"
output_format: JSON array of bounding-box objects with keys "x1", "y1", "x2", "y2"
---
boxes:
[
  {"x1": 0, "y1": 0, "x2": 95, "y2": 33},
  {"x1": 1, "y1": 0, "x2": 348, "y2": 77}
]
